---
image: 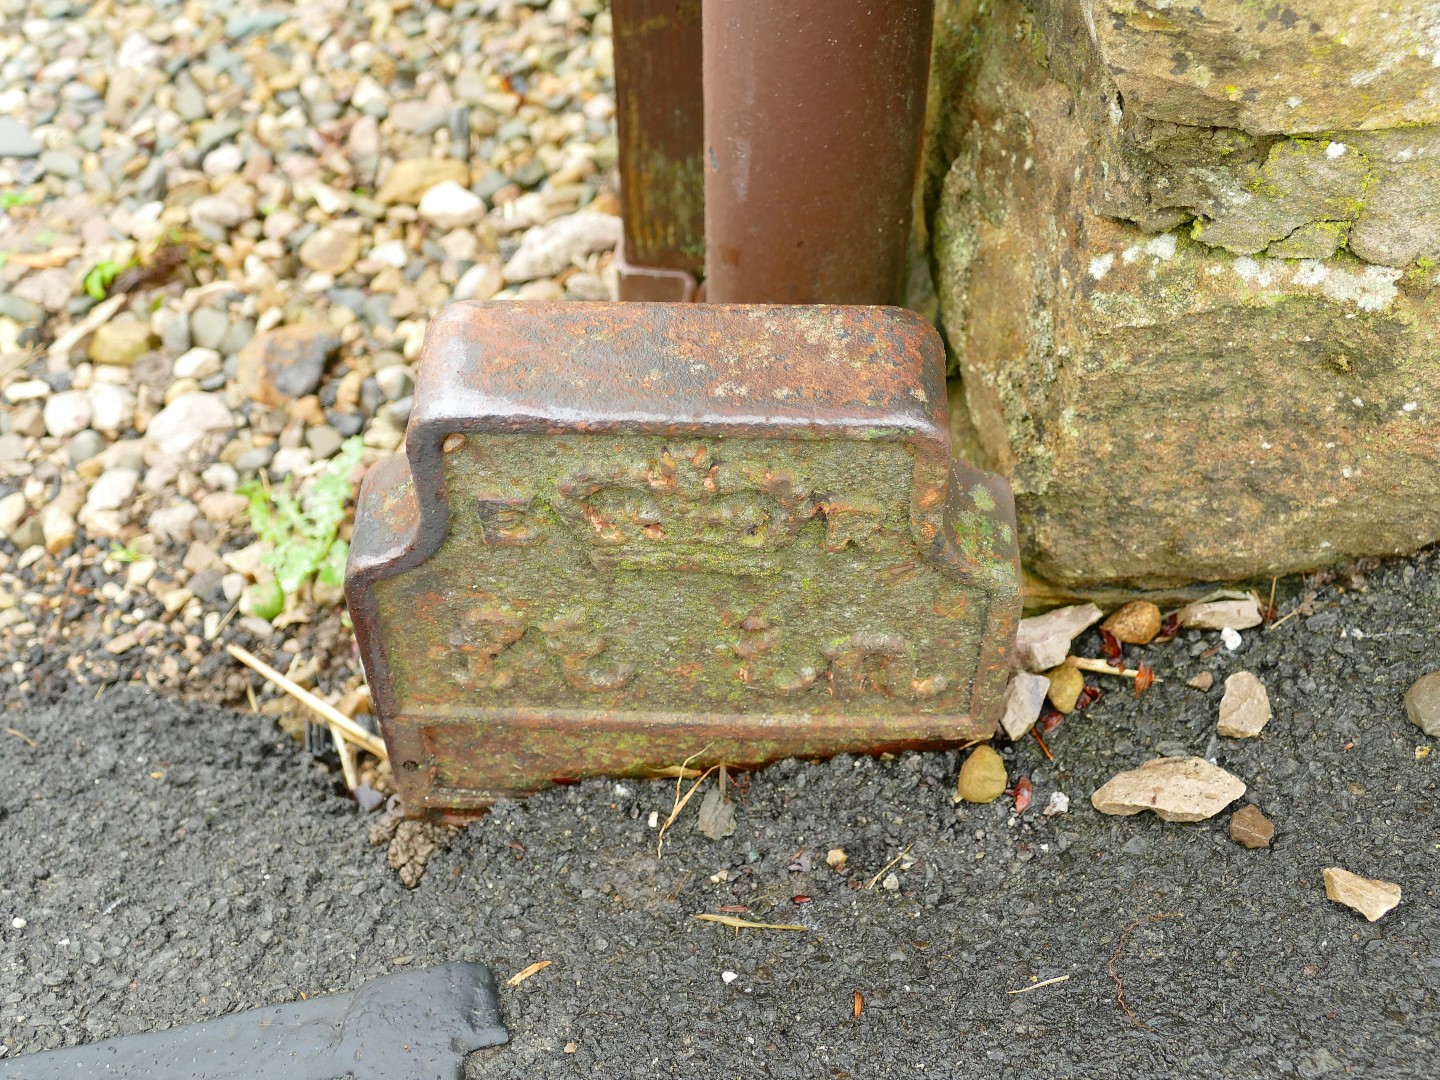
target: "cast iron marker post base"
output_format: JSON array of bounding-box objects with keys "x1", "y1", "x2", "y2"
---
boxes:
[{"x1": 346, "y1": 303, "x2": 1020, "y2": 820}]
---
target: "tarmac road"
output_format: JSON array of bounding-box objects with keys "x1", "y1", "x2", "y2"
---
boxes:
[{"x1": 1, "y1": 551, "x2": 1436, "y2": 1079}]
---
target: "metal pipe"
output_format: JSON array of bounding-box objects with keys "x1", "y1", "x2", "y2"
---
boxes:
[
  {"x1": 701, "y1": 0, "x2": 935, "y2": 305},
  {"x1": 612, "y1": 0, "x2": 705, "y2": 301}
]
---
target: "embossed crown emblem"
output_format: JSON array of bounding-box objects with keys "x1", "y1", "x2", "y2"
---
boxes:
[{"x1": 551, "y1": 445, "x2": 882, "y2": 572}]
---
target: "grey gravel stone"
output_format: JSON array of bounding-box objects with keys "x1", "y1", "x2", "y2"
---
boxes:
[
  {"x1": 174, "y1": 73, "x2": 207, "y2": 122},
  {"x1": 37, "y1": 149, "x2": 80, "y2": 179},
  {"x1": 161, "y1": 314, "x2": 192, "y2": 354},
  {"x1": 329, "y1": 411, "x2": 364, "y2": 437},
  {"x1": 0, "y1": 117, "x2": 42, "y2": 157},
  {"x1": 380, "y1": 396, "x2": 412, "y2": 425},
  {"x1": 217, "y1": 318, "x2": 255, "y2": 358},
  {"x1": 66, "y1": 432, "x2": 105, "y2": 466},
  {"x1": 0, "y1": 294, "x2": 41, "y2": 322},
  {"x1": 304, "y1": 424, "x2": 344, "y2": 460},
  {"x1": 374, "y1": 366, "x2": 413, "y2": 401},
  {"x1": 189, "y1": 308, "x2": 230, "y2": 352}
]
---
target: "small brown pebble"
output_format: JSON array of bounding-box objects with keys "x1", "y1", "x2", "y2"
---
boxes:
[
  {"x1": 1187, "y1": 671, "x2": 1214, "y2": 691},
  {"x1": 1045, "y1": 661, "x2": 1084, "y2": 714},
  {"x1": 1101, "y1": 600, "x2": 1162, "y2": 645},
  {"x1": 1230, "y1": 804, "x2": 1275, "y2": 849},
  {"x1": 956, "y1": 744, "x2": 1007, "y2": 804}
]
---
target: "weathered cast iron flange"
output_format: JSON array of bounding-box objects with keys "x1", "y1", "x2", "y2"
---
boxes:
[{"x1": 346, "y1": 302, "x2": 1020, "y2": 819}]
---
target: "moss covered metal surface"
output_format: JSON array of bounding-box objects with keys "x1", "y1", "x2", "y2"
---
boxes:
[{"x1": 346, "y1": 302, "x2": 1020, "y2": 816}]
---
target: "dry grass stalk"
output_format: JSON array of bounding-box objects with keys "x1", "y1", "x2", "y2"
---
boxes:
[
  {"x1": 506, "y1": 960, "x2": 552, "y2": 987},
  {"x1": 1069, "y1": 657, "x2": 1155, "y2": 680},
  {"x1": 654, "y1": 743, "x2": 716, "y2": 859},
  {"x1": 1006, "y1": 974, "x2": 1071, "y2": 995},
  {"x1": 226, "y1": 644, "x2": 387, "y2": 760},
  {"x1": 693, "y1": 914, "x2": 807, "y2": 932},
  {"x1": 865, "y1": 844, "x2": 913, "y2": 890}
]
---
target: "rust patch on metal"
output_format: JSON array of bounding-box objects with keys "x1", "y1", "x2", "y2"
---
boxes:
[{"x1": 346, "y1": 302, "x2": 1019, "y2": 818}]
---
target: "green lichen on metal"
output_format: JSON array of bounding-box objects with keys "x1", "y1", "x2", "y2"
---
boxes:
[
  {"x1": 622, "y1": 140, "x2": 705, "y2": 266},
  {"x1": 376, "y1": 433, "x2": 993, "y2": 718}
]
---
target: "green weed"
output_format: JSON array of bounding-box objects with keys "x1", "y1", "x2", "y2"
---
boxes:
[
  {"x1": 82, "y1": 258, "x2": 132, "y2": 301},
  {"x1": 107, "y1": 541, "x2": 143, "y2": 563},
  {"x1": 238, "y1": 437, "x2": 364, "y2": 619}
]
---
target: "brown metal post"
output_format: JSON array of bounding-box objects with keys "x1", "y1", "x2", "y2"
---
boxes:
[
  {"x1": 701, "y1": 0, "x2": 935, "y2": 305},
  {"x1": 612, "y1": 0, "x2": 706, "y2": 301}
]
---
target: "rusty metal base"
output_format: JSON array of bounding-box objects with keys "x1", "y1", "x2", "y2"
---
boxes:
[{"x1": 346, "y1": 302, "x2": 1020, "y2": 819}]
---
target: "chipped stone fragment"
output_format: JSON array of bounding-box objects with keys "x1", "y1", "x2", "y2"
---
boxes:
[
  {"x1": 1322, "y1": 868, "x2": 1401, "y2": 922},
  {"x1": 1217, "y1": 672, "x2": 1272, "y2": 739},
  {"x1": 376, "y1": 158, "x2": 470, "y2": 204},
  {"x1": 1000, "y1": 671, "x2": 1050, "y2": 740},
  {"x1": 1403, "y1": 671, "x2": 1440, "y2": 737},
  {"x1": 1091, "y1": 757, "x2": 1245, "y2": 823},
  {"x1": 1014, "y1": 603, "x2": 1102, "y2": 672},
  {"x1": 1178, "y1": 599, "x2": 1263, "y2": 631},
  {"x1": 502, "y1": 212, "x2": 621, "y2": 283}
]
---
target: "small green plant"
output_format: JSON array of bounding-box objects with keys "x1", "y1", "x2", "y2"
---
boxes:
[
  {"x1": 82, "y1": 258, "x2": 131, "y2": 301},
  {"x1": 1, "y1": 191, "x2": 35, "y2": 211},
  {"x1": 108, "y1": 541, "x2": 143, "y2": 564},
  {"x1": 238, "y1": 437, "x2": 365, "y2": 620}
]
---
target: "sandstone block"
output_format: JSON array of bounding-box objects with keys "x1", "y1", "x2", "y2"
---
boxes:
[
  {"x1": 1071, "y1": 0, "x2": 1440, "y2": 136},
  {"x1": 928, "y1": 0, "x2": 1440, "y2": 589}
]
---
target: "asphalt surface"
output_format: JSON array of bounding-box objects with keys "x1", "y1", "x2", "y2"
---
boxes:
[{"x1": 1, "y1": 551, "x2": 1436, "y2": 1079}]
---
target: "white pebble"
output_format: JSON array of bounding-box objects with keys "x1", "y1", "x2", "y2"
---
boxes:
[
  {"x1": 43, "y1": 390, "x2": 93, "y2": 439},
  {"x1": 11, "y1": 917, "x2": 25, "y2": 929},
  {"x1": 172, "y1": 347, "x2": 223, "y2": 380},
  {"x1": 721, "y1": 971, "x2": 738, "y2": 984},
  {"x1": 1221, "y1": 627, "x2": 1243, "y2": 651}
]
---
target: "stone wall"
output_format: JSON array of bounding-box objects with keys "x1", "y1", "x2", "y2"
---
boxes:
[{"x1": 928, "y1": 0, "x2": 1440, "y2": 590}]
